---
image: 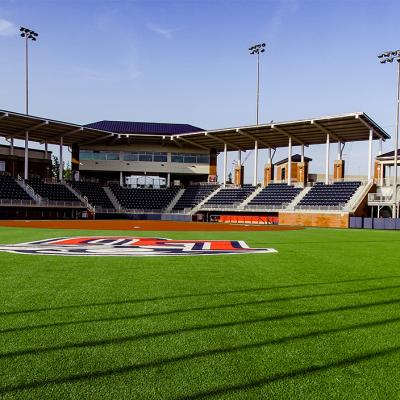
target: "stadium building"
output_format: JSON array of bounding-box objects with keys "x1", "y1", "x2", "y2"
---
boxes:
[{"x1": 0, "y1": 108, "x2": 398, "y2": 228}]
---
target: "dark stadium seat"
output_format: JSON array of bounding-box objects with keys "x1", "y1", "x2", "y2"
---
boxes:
[
  {"x1": 0, "y1": 175, "x2": 32, "y2": 202},
  {"x1": 70, "y1": 181, "x2": 115, "y2": 211},
  {"x1": 204, "y1": 185, "x2": 256, "y2": 207},
  {"x1": 173, "y1": 184, "x2": 219, "y2": 211},
  {"x1": 297, "y1": 181, "x2": 361, "y2": 208},
  {"x1": 109, "y1": 185, "x2": 180, "y2": 211},
  {"x1": 27, "y1": 178, "x2": 82, "y2": 203},
  {"x1": 247, "y1": 183, "x2": 302, "y2": 207}
]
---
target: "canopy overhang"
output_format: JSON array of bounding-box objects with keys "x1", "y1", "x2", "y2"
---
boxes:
[
  {"x1": 172, "y1": 112, "x2": 390, "y2": 151},
  {"x1": 0, "y1": 110, "x2": 114, "y2": 146},
  {"x1": 0, "y1": 110, "x2": 390, "y2": 151}
]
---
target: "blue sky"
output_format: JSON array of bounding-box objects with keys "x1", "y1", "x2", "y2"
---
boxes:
[{"x1": 1, "y1": 0, "x2": 400, "y2": 181}]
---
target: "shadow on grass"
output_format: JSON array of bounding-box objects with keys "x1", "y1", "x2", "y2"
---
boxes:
[
  {"x1": 1, "y1": 315, "x2": 400, "y2": 395},
  {"x1": 2, "y1": 283, "x2": 400, "y2": 335},
  {"x1": 2, "y1": 275, "x2": 400, "y2": 317},
  {"x1": 1, "y1": 296, "x2": 400, "y2": 361},
  {"x1": 175, "y1": 344, "x2": 400, "y2": 399}
]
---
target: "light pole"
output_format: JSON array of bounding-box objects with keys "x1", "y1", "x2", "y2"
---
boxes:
[
  {"x1": 249, "y1": 43, "x2": 265, "y2": 125},
  {"x1": 20, "y1": 27, "x2": 38, "y2": 115},
  {"x1": 378, "y1": 50, "x2": 400, "y2": 218}
]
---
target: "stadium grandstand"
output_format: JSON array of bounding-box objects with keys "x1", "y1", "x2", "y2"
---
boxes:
[{"x1": 0, "y1": 108, "x2": 398, "y2": 227}]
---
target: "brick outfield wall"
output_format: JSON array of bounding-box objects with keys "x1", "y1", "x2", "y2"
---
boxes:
[{"x1": 279, "y1": 212, "x2": 349, "y2": 228}]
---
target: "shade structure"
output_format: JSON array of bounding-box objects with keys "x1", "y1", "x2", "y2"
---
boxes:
[
  {"x1": 172, "y1": 112, "x2": 390, "y2": 151},
  {"x1": 0, "y1": 110, "x2": 390, "y2": 150}
]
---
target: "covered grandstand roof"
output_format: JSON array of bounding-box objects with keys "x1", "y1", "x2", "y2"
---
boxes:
[
  {"x1": 85, "y1": 120, "x2": 203, "y2": 135},
  {"x1": 0, "y1": 109, "x2": 390, "y2": 151},
  {"x1": 172, "y1": 112, "x2": 390, "y2": 151},
  {"x1": 376, "y1": 149, "x2": 400, "y2": 159},
  {"x1": 0, "y1": 109, "x2": 114, "y2": 146}
]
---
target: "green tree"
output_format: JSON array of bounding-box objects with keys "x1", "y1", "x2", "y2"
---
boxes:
[
  {"x1": 63, "y1": 162, "x2": 72, "y2": 181},
  {"x1": 51, "y1": 156, "x2": 71, "y2": 180},
  {"x1": 51, "y1": 155, "x2": 60, "y2": 179}
]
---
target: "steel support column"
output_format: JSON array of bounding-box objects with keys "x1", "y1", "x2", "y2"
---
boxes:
[
  {"x1": 325, "y1": 133, "x2": 330, "y2": 185},
  {"x1": 368, "y1": 129, "x2": 373, "y2": 182},
  {"x1": 24, "y1": 131, "x2": 29, "y2": 180},
  {"x1": 223, "y1": 143, "x2": 227, "y2": 187},
  {"x1": 59, "y1": 136, "x2": 64, "y2": 181},
  {"x1": 287, "y1": 136, "x2": 292, "y2": 185},
  {"x1": 253, "y1": 140, "x2": 258, "y2": 186}
]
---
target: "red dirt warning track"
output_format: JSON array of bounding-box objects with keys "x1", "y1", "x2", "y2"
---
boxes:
[{"x1": 0, "y1": 220, "x2": 301, "y2": 232}]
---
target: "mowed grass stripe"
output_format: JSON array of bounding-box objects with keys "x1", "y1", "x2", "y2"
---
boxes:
[
  {"x1": 1, "y1": 282, "x2": 400, "y2": 334},
  {"x1": 0, "y1": 316, "x2": 399, "y2": 396},
  {"x1": 2, "y1": 274, "x2": 400, "y2": 317}
]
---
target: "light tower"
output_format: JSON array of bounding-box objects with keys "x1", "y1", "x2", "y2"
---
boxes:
[
  {"x1": 20, "y1": 26, "x2": 38, "y2": 115},
  {"x1": 248, "y1": 42, "x2": 266, "y2": 125},
  {"x1": 378, "y1": 50, "x2": 400, "y2": 218}
]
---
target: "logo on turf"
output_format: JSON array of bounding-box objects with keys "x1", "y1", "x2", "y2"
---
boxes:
[{"x1": 0, "y1": 237, "x2": 277, "y2": 257}]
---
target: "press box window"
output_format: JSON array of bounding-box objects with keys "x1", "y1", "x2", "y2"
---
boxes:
[{"x1": 153, "y1": 152, "x2": 167, "y2": 162}]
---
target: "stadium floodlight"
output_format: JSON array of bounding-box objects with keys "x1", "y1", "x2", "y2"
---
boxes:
[
  {"x1": 248, "y1": 42, "x2": 266, "y2": 125},
  {"x1": 19, "y1": 26, "x2": 38, "y2": 115},
  {"x1": 378, "y1": 49, "x2": 400, "y2": 218}
]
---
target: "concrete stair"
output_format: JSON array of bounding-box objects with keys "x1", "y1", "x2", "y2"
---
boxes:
[
  {"x1": 344, "y1": 181, "x2": 373, "y2": 212},
  {"x1": 240, "y1": 186, "x2": 263, "y2": 207},
  {"x1": 287, "y1": 186, "x2": 312, "y2": 210},
  {"x1": 191, "y1": 186, "x2": 222, "y2": 214},
  {"x1": 165, "y1": 188, "x2": 185, "y2": 213},
  {"x1": 62, "y1": 181, "x2": 91, "y2": 209},
  {"x1": 104, "y1": 186, "x2": 122, "y2": 211},
  {"x1": 16, "y1": 176, "x2": 41, "y2": 203}
]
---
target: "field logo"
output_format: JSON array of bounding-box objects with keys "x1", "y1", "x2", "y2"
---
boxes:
[{"x1": 0, "y1": 236, "x2": 277, "y2": 257}]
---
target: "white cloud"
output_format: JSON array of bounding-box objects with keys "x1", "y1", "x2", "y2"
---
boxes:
[
  {"x1": 266, "y1": 0, "x2": 299, "y2": 41},
  {"x1": 72, "y1": 64, "x2": 142, "y2": 83},
  {"x1": 0, "y1": 18, "x2": 17, "y2": 37},
  {"x1": 147, "y1": 23, "x2": 174, "y2": 40}
]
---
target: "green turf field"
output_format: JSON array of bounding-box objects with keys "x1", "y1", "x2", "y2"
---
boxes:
[{"x1": 1, "y1": 226, "x2": 400, "y2": 399}]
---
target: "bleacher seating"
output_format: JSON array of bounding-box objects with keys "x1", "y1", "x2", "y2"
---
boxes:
[
  {"x1": 27, "y1": 178, "x2": 81, "y2": 203},
  {"x1": 109, "y1": 185, "x2": 180, "y2": 210},
  {"x1": 173, "y1": 184, "x2": 219, "y2": 211},
  {"x1": 248, "y1": 183, "x2": 302, "y2": 207},
  {"x1": 70, "y1": 181, "x2": 115, "y2": 210},
  {"x1": 204, "y1": 185, "x2": 256, "y2": 207},
  {"x1": 0, "y1": 175, "x2": 32, "y2": 201},
  {"x1": 297, "y1": 181, "x2": 361, "y2": 208}
]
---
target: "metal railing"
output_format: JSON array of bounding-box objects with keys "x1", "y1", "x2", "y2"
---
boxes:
[
  {"x1": 123, "y1": 208, "x2": 165, "y2": 214},
  {"x1": 92, "y1": 207, "x2": 120, "y2": 214},
  {"x1": 368, "y1": 193, "x2": 393, "y2": 203},
  {"x1": 295, "y1": 203, "x2": 346, "y2": 211},
  {"x1": 306, "y1": 179, "x2": 369, "y2": 187},
  {"x1": 381, "y1": 177, "x2": 400, "y2": 187},
  {"x1": 244, "y1": 203, "x2": 289, "y2": 211},
  {"x1": 40, "y1": 199, "x2": 86, "y2": 208},
  {"x1": 201, "y1": 202, "x2": 242, "y2": 210},
  {"x1": 0, "y1": 199, "x2": 37, "y2": 206}
]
